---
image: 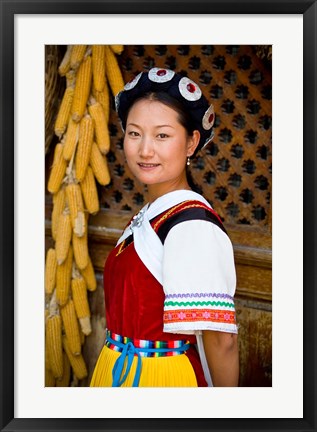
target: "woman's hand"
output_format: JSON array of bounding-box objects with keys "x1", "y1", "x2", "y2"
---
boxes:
[{"x1": 202, "y1": 330, "x2": 239, "y2": 387}]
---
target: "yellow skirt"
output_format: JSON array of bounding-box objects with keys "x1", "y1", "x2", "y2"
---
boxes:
[{"x1": 90, "y1": 346, "x2": 198, "y2": 387}]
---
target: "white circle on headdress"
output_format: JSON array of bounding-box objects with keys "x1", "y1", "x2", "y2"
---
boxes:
[
  {"x1": 202, "y1": 104, "x2": 215, "y2": 130},
  {"x1": 148, "y1": 68, "x2": 175, "y2": 83},
  {"x1": 178, "y1": 77, "x2": 202, "y2": 101},
  {"x1": 124, "y1": 72, "x2": 143, "y2": 91}
]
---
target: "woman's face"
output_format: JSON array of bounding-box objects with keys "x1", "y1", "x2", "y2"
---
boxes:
[{"x1": 123, "y1": 98, "x2": 199, "y2": 198}]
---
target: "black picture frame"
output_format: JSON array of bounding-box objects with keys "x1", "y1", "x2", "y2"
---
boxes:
[{"x1": 1, "y1": 1, "x2": 316, "y2": 431}]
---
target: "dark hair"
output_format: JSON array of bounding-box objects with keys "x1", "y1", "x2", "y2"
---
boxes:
[{"x1": 122, "y1": 91, "x2": 196, "y2": 138}]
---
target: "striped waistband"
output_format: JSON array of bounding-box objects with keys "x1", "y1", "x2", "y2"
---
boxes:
[
  {"x1": 105, "y1": 329, "x2": 190, "y2": 358},
  {"x1": 105, "y1": 330, "x2": 191, "y2": 387}
]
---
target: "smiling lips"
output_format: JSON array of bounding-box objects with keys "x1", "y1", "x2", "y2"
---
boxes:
[{"x1": 138, "y1": 163, "x2": 160, "y2": 169}]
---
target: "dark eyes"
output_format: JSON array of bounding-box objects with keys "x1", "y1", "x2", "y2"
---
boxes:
[{"x1": 127, "y1": 132, "x2": 169, "y2": 139}]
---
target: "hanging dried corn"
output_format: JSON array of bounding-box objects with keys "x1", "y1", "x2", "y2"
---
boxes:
[
  {"x1": 58, "y1": 45, "x2": 73, "y2": 77},
  {"x1": 55, "y1": 210, "x2": 72, "y2": 265},
  {"x1": 79, "y1": 255, "x2": 97, "y2": 292},
  {"x1": 65, "y1": 183, "x2": 86, "y2": 237},
  {"x1": 72, "y1": 227, "x2": 89, "y2": 270},
  {"x1": 71, "y1": 275, "x2": 92, "y2": 336},
  {"x1": 63, "y1": 336, "x2": 88, "y2": 380},
  {"x1": 88, "y1": 100, "x2": 110, "y2": 155},
  {"x1": 45, "y1": 248, "x2": 57, "y2": 295},
  {"x1": 47, "y1": 143, "x2": 67, "y2": 194},
  {"x1": 46, "y1": 44, "x2": 125, "y2": 386},
  {"x1": 51, "y1": 188, "x2": 66, "y2": 240},
  {"x1": 92, "y1": 45, "x2": 106, "y2": 92},
  {"x1": 60, "y1": 299, "x2": 82, "y2": 356},
  {"x1": 104, "y1": 45, "x2": 125, "y2": 96},
  {"x1": 75, "y1": 114, "x2": 94, "y2": 182},
  {"x1": 71, "y1": 54, "x2": 92, "y2": 123},
  {"x1": 80, "y1": 166, "x2": 100, "y2": 215},
  {"x1": 63, "y1": 117, "x2": 79, "y2": 161},
  {"x1": 46, "y1": 314, "x2": 64, "y2": 379},
  {"x1": 55, "y1": 245, "x2": 73, "y2": 306},
  {"x1": 70, "y1": 45, "x2": 87, "y2": 71},
  {"x1": 54, "y1": 87, "x2": 74, "y2": 139},
  {"x1": 90, "y1": 141, "x2": 111, "y2": 186}
]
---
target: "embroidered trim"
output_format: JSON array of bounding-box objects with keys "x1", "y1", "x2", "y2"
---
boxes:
[
  {"x1": 152, "y1": 201, "x2": 191, "y2": 231},
  {"x1": 164, "y1": 309, "x2": 236, "y2": 325},
  {"x1": 165, "y1": 292, "x2": 233, "y2": 300},
  {"x1": 164, "y1": 322, "x2": 238, "y2": 334},
  {"x1": 153, "y1": 200, "x2": 222, "y2": 232},
  {"x1": 164, "y1": 300, "x2": 235, "y2": 308}
]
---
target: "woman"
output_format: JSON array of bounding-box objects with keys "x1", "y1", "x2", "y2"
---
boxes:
[{"x1": 90, "y1": 67, "x2": 239, "y2": 387}]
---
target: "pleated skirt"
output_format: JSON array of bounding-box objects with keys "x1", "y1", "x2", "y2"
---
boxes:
[{"x1": 90, "y1": 346, "x2": 198, "y2": 387}]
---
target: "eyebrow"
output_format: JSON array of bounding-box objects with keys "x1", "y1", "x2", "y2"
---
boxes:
[{"x1": 127, "y1": 123, "x2": 174, "y2": 129}]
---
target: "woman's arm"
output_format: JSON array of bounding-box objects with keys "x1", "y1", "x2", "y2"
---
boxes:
[{"x1": 202, "y1": 330, "x2": 239, "y2": 387}]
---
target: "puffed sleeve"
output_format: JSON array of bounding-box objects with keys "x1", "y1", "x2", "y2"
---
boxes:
[{"x1": 162, "y1": 220, "x2": 238, "y2": 335}]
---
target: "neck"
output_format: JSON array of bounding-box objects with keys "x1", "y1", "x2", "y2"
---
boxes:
[{"x1": 146, "y1": 180, "x2": 191, "y2": 205}]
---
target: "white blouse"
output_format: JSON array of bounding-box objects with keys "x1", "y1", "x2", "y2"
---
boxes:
[{"x1": 162, "y1": 219, "x2": 238, "y2": 335}]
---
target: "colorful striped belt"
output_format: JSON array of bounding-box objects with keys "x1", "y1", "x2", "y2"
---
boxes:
[{"x1": 105, "y1": 329, "x2": 191, "y2": 387}]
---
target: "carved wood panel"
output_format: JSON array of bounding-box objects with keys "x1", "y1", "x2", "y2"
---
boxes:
[{"x1": 100, "y1": 45, "x2": 272, "y2": 233}]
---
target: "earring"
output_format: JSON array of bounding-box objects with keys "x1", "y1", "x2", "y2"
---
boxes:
[{"x1": 186, "y1": 157, "x2": 191, "y2": 166}]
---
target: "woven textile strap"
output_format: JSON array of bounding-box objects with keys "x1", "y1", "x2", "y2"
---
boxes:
[{"x1": 105, "y1": 331, "x2": 191, "y2": 387}]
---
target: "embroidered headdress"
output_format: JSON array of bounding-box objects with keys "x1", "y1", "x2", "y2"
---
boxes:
[{"x1": 115, "y1": 67, "x2": 215, "y2": 156}]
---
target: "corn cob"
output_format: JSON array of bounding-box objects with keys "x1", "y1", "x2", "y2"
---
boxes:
[
  {"x1": 71, "y1": 277, "x2": 90, "y2": 318},
  {"x1": 80, "y1": 166, "x2": 100, "y2": 214},
  {"x1": 80, "y1": 255, "x2": 97, "y2": 292},
  {"x1": 54, "y1": 87, "x2": 74, "y2": 138},
  {"x1": 92, "y1": 82, "x2": 110, "y2": 124},
  {"x1": 51, "y1": 188, "x2": 66, "y2": 240},
  {"x1": 70, "y1": 44, "x2": 87, "y2": 70},
  {"x1": 46, "y1": 314, "x2": 63, "y2": 378},
  {"x1": 110, "y1": 44, "x2": 124, "y2": 54},
  {"x1": 88, "y1": 101, "x2": 110, "y2": 154},
  {"x1": 72, "y1": 228, "x2": 89, "y2": 270},
  {"x1": 56, "y1": 352, "x2": 71, "y2": 387},
  {"x1": 71, "y1": 277, "x2": 92, "y2": 335},
  {"x1": 75, "y1": 114, "x2": 94, "y2": 182},
  {"x1": 90, "y1": 142, "x2": 111, "y2": 186},
  {"x1": 104, "y1": 45, "x2": 124, "y2": 96},
  {"x1": 45, "y1": 367, "x2": 56, "y2": 387},
  {"x1": 63, "y1": 117, "x2": 79, "y2": 161},
  {"x1": 60, "y1": 299, "x2": 81, "y2": 356},
  {"x1": 65, "y1": 183, "x2": 86, "y2": 237},
  {"x1": 55, "y1": 211, "x2": 72, "y2": 265},
  {"x1": 62, "y1": 336, "x2": 88, "y2": 380},
  {"x1": 58, "y1": 45, "x2": 73, "y2": 76},
  {"x1": 71, "y1": 55, "x2": 92, "y2": 123},
  {"x1": 47, "y1": 143, "x2": 67, "y2": 194},
  {"x1": 56, "y1": 245, "x2": 73, "y2": 306},
  {"x1": 45, "y1": 248, "x2": 57, "y2": 295},
  {"x1": 92, "y1": 45, "x2": 106, "y2": 92}
]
